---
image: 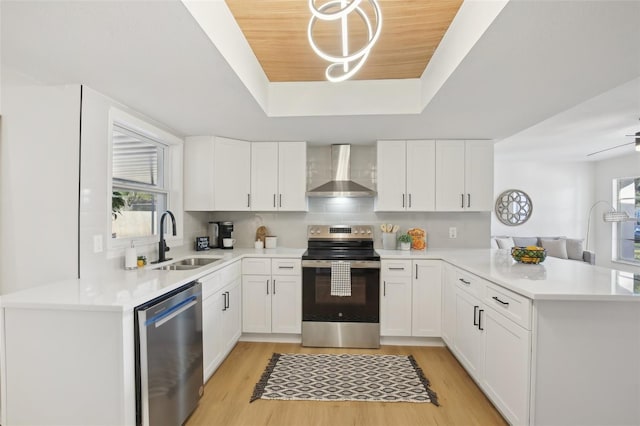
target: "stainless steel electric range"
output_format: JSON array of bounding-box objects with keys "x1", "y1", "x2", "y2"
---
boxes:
[{"x1": 301, "y1": 225, "x2": 381, "y2": 348}]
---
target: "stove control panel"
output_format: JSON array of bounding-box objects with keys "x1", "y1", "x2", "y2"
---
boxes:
[{"x1": 307, "y1": 225, "x2": 374, "y2": 240}]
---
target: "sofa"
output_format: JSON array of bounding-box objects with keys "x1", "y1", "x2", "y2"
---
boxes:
[{"x1": 491, "y1": 236, "x2": 596, "y2": 264}]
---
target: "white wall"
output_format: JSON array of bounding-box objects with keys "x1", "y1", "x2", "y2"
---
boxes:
[
  {"x1": 492, "y1": 160, "x2": 594, "y2": 241},
  {"x1": 0, "y1": 78, "x2": 81, "y2": 294},
  {"x1": 594, "y1": 152, "x2": 640, "y2": 272}
]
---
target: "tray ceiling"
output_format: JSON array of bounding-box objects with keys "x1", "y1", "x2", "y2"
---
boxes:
[{"x1": 225, "y1": 0, "x2": 463, "y2": 82}]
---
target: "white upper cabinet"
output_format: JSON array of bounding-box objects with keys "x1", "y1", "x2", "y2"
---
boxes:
[
  {"x1": 184, "y1": 136, "x2": 215, "y2": 211},
  {"x1": 277, "y1": 142, "x2": 307, "y2": 211},
  {"x1": 214, "y1": 137, "x2": 251, "y2": 211},
  {"x1": 183, "y1": 136, "x2": 251, "y2": 211},
  {"x1": 376, "y1": 140, "x2": 435, "y2": 212},
  {"x1": 250, "y1": 141, "x2": 307, "y2": 211},
  {"x1": 435, "y1": 140, "x2": 494, "y2": 211},
  {"x1": 251, "y1": 142, "x2": 279, "y2": 210}
]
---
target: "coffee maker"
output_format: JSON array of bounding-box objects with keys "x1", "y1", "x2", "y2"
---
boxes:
[{"x1": 218, "y1": 221, "x2": 234, "y2": 249}]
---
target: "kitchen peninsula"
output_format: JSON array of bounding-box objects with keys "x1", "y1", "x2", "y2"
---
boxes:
[{"x1": 1, "y1": 248, "x2": 638, "y2": 426}]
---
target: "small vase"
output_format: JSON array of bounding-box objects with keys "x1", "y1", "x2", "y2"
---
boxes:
[{"x1": 400, "y1": 242, "x2": 411, "y2": 251}]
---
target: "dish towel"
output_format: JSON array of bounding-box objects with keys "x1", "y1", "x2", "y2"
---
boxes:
[{"x1": 330, "y1": 261, "x2": 351, "y2": 297}]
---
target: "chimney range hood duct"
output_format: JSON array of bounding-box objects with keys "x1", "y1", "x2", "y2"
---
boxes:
[{"x1": 307, "y1": 145, "x2": 376, "y2": 197}]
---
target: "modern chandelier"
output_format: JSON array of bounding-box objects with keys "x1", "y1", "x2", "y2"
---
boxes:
[{"x1": 307, "y1": 0, "x2": 382, "y2": 83}]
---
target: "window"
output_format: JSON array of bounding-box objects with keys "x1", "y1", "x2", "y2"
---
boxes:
[
  {"x1": 614, "y1": 176, "x2": 640, "y2": 264},
  {"x1": 111, "y1": 124, "x2": 168, "y2": 240}
]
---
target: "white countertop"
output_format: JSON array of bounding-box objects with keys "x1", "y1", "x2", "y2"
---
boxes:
[
  {"x1": 2, "y1": 247, "x2": 638, "y2": 311},
  {"x1": 0, "y1": 247, "x2": 305, "y2": 312}
]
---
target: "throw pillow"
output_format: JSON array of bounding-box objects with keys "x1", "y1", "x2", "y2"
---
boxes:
[
  {"x1": 495, "y1": 237, "x2": 515, "y2": 250},
  {"x1": 566, "y1": 238, "x2": 585, "y2": 261},
  {"x1": 540, "y1": 238, "x2": 568, "y2": 259},
  {"x1": 512, "y1": 236, "x2": 538, "y2": 247}
]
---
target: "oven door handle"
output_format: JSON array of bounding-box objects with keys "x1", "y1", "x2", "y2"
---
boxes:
[{"x1": 301, "y1": 260, "x2": 380, "y2": 269}]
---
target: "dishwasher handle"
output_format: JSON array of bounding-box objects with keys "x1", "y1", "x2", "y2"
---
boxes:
[{"x1": 145, "y1": 295, "x2": 198, "y2": 328}]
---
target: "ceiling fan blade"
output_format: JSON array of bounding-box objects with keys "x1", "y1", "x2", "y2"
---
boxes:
[{"x1": 587, "y1": 141, "x2": 635, "y2": 157}]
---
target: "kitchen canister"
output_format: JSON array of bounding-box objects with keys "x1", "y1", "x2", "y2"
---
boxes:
[
  {"x1": 125, "y1": 241, "x2": 137, "y2": 270},
  {"x1": 382, "y1": 232, "x2": 397, "y2": 250},
  {"x1": 265, "y1": 236, "x2": 277, "y2": 249}
]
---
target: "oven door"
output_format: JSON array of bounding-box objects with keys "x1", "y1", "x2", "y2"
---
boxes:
[{"x1": 302, "y1": 260, "x2": 380, "y2": 323}]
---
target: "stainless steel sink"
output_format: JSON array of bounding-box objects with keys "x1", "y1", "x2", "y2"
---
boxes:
[
  {"x1": 152, "y1": 257, "x2": 222, "y2": 271},
  {"x1": 171, "y1": 257, "x2": 220, "y2": 267}
]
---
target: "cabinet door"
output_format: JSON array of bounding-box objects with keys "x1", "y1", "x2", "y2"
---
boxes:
[
  {"x1": 412, "y1": 260, "x2": 442, "y2": 337},
  {"x1": 203, "y1": 291, "x2": 225, "y2": 382},
  {"x1": 441, "y1": 264, "x2": 457, "y2": 346},
  {"x1": 406, "y1": 140, "x2": 436, "y2": 211},
  {"x1": 278, "y1": 142, "x2": 307, "y2": 211},
  {"x1": 221, "y1": 278, "x2": 242, "y2": 352},
  {"x1": 242, "y1": 275, "x2": 271, "y2": 333},
  {"x1": 184, "y1": 136, "x2": 215, "y2": 211},
  {"x1": 376, "y1": 140, "x2": 407, "y2": 211},
  {"x1": 381, "y1": 276, "x2": 412, "y2": 336},
  {"x1": 482, "y1": 307, "x2": 531, "y2": 425},
  {"x1": 271, "y1": 275, "x2": 302, "y2": 334},
  {"x1": 464, "y1": 140, "x2": 494, "y2": 212},
  {"x1": 251, "y1": 142, "x2": 279, "y2": 211},
  {"x1": 453, "y1": 289, "x2": 484, "y2": 380},
  {"x1": 214, "y1": 137, "x2": 251, "y2": 211},
  {"x1": 435, "y1": 140, "x2": 465, "y2": 211}
]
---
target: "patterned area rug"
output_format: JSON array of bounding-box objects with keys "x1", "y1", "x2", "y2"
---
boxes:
[{"x1": 250, "y1": 353, "x2": 439, "y2": 405}]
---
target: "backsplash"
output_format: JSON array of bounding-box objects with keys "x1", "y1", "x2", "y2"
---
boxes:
[{"x1": 185, "y1": 198, "x2": 491, "y2": 250}]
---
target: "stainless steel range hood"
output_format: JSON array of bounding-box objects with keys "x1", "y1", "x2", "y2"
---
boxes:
[{"x1": 307, "y1": 145, "x2": 376, "y2": 197}]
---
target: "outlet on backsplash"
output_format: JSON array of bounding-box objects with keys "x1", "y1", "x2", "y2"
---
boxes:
[{"x1": 449, "y1": 227, "x2": 457, "y2": 239}]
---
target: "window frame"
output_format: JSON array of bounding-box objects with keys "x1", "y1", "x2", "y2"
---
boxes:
[
  {"x1": 107, "y1": 108, "x2": 183, "y2": 252},
  {"x1": 613, "y1": 176, "x2": 640, "y2": 266}
]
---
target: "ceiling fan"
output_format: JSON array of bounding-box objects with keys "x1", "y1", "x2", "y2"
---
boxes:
[{"x1": 587, "y1": 131, "x2": 640, "y2": 157}]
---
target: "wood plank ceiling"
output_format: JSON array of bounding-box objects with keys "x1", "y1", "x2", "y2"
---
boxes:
[{"x1": 225, "y1": 0, "x2": 463, "y2": 82}]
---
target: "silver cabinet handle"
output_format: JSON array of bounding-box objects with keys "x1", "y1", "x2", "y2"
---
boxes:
[
  {"x1": 247, "y1": 193, "x2": 250, "y2": 208},
  {"x1": 402, "y1": 193, "x2": 405, "y2": 208},
  {"x1": 279, "y1": 194, "x2": 282, "y2": 208},
  {"x1": 461, "y1": 194, "x2": 464, "y2": 208},
  {"x1": 383, "y1": 281, "x2": 386, "y2": 296},
  {"x1": 273, "y1": 279, "x2": 276, "y2": 295},
  {"x1": 409, "y1": 193, "x2": 412, "y2": 208},
  {"x1": 459, "y1": 278, "x2": 471, "y2": 286},
  {"x1": 415, "y1": 264, "x2": 418, "y2": 279},
  {"x1": 278, "y1": 266, "x2": 295, "y2": 269},
  {"x1": 273, "y1": 194, "x2": 276, "y2": 208},
  {"x1": 266, "y1": 279, "x2": 269, "y2": 295},
  {"x1": 467, "y1": 193, "x2": 471, "y2": 208},
  {"x1": 389, "y1": 267, "x2": 405, "y2": 271}
]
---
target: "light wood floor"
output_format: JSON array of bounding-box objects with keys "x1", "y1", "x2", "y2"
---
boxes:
[{"x1": 186, "y1": 342, "x2": 508, "y2": 426}]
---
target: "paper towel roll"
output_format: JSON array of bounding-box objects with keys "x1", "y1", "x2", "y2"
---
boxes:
[{"x1": 125, "y1": 246, "x2": 137, "y2": 270}]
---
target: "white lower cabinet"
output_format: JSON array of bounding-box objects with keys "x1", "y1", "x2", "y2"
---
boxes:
[
  {"x1": 202, "y1": 260, "x2": 242, "y2": 382},
  {"x1": 381, "y1": 259, "x2": 442, "y2": 337},
  {"x1": 446, "y1": 265, "x2": 532, "y2": 425},
  {"x1": 412, "y1": 260, "x2": 442, "y2": 336},
  {"x1": 381, "y1": 260, "x2": 413, "y2": 336},
  {"x1": 441, "y1": 263, "x2": 457, "y2": 346},
  {"x1": 242, "y1": 258, "x2": 301, "y2": 334}
]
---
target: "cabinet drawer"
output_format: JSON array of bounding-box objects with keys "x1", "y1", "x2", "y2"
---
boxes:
[
  {"x1": 242, "y1": 258, "x2": 271, "y2": 275},
  {"x1": 453, "y1": 267, "x2": 485, "y2": 298},
  {"x1": 221, "y1": 260, "x2": 241, "y2": 285},
  {"x1": 271, "y1": 258, "x2": 301, "y2": 276},
  {"x1": 484, "y1": 282, "x2": 532, "y2": 330},
  {"x1": 382, "y1": 260, "x2": 412, "y2": 277}
]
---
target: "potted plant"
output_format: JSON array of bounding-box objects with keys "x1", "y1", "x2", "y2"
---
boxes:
[{"x1": 398, "y1": 233, "x2": 412, "y2": 250}]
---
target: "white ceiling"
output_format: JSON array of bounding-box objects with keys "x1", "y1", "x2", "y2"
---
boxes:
[{"x1": 2, "y1": 0, "x2": 639, "y2": 162}]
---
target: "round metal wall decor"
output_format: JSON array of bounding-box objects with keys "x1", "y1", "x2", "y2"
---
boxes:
[{"x1": 495, "y1": 189, "x2": 533, "y2": 226}]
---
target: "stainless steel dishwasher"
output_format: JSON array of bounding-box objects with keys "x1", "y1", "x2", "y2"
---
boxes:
[{"x1": 134, "y1": 281, "x2": 203, "y2": 426}]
